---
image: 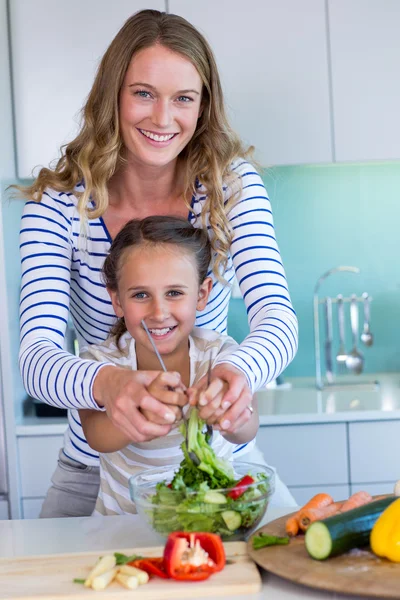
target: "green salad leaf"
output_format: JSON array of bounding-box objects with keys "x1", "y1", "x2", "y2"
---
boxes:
[{"x1": 149, "y1": 408, "x2": 270, "y2": 538}]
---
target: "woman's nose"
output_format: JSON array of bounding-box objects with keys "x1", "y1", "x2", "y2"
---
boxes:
[{"x1": 152, "y1": 99, "x2": 172, "y2": 129}]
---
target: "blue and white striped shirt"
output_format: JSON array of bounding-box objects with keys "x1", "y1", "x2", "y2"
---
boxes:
[{"x1": 19, "y1": 159, "x2": 298, "y2": 465}]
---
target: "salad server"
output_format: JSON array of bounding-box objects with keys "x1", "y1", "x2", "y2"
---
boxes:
[{"x1": 141, "y1": 320, "x2": 213, "y2": 459}]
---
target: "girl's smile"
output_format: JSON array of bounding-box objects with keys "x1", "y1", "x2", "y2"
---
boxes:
[{"x1": 108, "y1": 243, "x2": 211, "y2": 371}]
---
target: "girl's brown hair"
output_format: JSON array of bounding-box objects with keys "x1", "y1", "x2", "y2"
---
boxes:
[
  {"x1": 14, "y1": 9, "x2": 251, "y2": 280},
  {"x1": 103, "y1": 215, "x2": 211, "y2": 347}
]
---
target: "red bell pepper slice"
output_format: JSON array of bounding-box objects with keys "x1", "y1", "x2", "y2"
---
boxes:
[
  {"x1": 128, "y1": 557, "x2": 169, "y2": 579},
  {"x1": 163, "y1": 532, "x2": 225, "y2": 581},
  {"x1": 227, "y1": 475, "x2": 255, "y2": 500}
]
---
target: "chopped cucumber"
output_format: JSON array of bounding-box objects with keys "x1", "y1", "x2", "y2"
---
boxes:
[
  {"x1": 203, "y1": 491, "x2": 227, "y2": 504},
  {"x1": 221, "y1": 510, "x2": 242, "y2": 531},
  {"x1": 305, "y1": 495, "x2": 396, "y2": 560}
]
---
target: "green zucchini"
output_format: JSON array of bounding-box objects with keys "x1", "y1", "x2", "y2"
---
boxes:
[{"x1": 305, "y1": 496, "x2": 396, "y2": 560}]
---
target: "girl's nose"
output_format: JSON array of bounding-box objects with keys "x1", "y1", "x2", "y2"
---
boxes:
[
  {"x1": 152, "y1": 99, "x2": 172, "y2": 129},
  {"x1": 151, "y1": 298, "x2": 169, "y2": 321}
]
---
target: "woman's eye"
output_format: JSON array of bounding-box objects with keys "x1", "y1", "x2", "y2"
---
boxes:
[
  {"x1": 176, "y1": 95, "x2": 193, "y2": 103},
  {"x1": 135, "y1": 90, "x2": 152, "y2": 99}
]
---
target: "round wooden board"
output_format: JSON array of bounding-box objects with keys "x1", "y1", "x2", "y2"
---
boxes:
[{"x1": 247, "y1": 512, "x2": 400, "y2": 599}]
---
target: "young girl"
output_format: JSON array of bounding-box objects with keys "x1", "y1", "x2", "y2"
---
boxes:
[{"x1": 79, "y1": 216, "x2": 260, "y2": 515}]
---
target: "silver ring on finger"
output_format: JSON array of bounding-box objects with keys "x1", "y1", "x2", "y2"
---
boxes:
[{"x1": 247, "y1": 404, "x2": 254, "y2": 415}]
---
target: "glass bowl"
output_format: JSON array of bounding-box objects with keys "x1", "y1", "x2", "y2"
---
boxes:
[{"x1": 129, "y1": 461, "x2": 275, "y2": 541}]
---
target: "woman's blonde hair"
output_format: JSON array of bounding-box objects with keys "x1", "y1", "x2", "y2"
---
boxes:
[{"x1": 15, "y1": 9, "x2": 252, "y2": 280}]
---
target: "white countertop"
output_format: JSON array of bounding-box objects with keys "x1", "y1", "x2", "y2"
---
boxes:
[
  {"x1": 0, "y1": 507, "x2": 375, "y2": 600},
  {"x1": 16, "y1": 372, "x2": 400, "y2": 436}
]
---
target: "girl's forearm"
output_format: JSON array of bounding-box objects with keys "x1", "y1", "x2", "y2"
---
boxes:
[{"x1": 79, "y1": 409, "x2": 131, "y2": 453}]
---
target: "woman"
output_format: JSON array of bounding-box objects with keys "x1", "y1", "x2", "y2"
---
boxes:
[{"x1": 18, "y1": 9, "x2": 298, "y2": 517}]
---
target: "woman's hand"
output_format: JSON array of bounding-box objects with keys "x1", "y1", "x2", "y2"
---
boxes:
[
  {"x1": 93, "y1": 366, "x2": 187, "y2": 442},
  {"x1": 188, "y1": 363, "x2": 254, "y2": 434}
]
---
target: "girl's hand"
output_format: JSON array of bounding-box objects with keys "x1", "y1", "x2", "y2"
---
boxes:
[
  {"x1": 93, "y1": 366, "x2": 186, "y2": 442},
  {"x1": 189, "y1": 363, "x2": 254, "y2": 434},
  {"x1": 141, "y1": 372, "x2": 188, "y2": 425}
]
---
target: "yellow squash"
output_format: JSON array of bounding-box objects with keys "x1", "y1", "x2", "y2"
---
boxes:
[{"x1": 370, "y1": 497, "x2": 400, "y2": 562}]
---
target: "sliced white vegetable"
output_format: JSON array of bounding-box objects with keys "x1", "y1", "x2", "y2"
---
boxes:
[
  {"x1": 115, "y1": 572, "x2": 139, "y2": 590},
  {"x1": 84, "y1": 555, "x2": 116, "y2": 588},
  {"x1": 91, "y1": 567, "x2": 118, "y2": 591},
  {"x1": 119, "y1": 564, "x2": 149, "y2": 584},
  {"x1": 394, "y1": 480, "x2": 400, "y2": 496}
]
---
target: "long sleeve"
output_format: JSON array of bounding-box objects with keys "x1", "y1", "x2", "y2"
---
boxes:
[
  {"x1": 213, "y1": 161, "x2": 298, "y2": 391},
  {"x1": 19, "y1": 191, "x2": 110, "y2": 410}
]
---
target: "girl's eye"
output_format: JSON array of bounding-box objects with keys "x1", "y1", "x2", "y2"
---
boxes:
[
  {"x1": 167, "y1": 290, "x2": 183, "y2": 297},
  {"x1": 176, "y1": 95, "x2": 193, "y2": 103},
  {"x1": 134, "y1": 90, "x2": 152, "y2": 99},
  {"x1": 133, "y1": 292, "x2": 147, "y2": 299}
]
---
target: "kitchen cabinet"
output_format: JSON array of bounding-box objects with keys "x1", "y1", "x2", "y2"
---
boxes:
[
  {"x1": 256, "y1": 423, "x2": 349, "y2": 487},
  {"x1": 288, "y1": 485, "x2": 350, "y2": 506},
  {"x1": 169, "y1": 0, "x2": 333, "y2": 166},
  {"x1": 0, "y1": 500, "x2": 9, "y2": 520},
  {"x1": 9, "y1": 0, "x2": 165, "y2": 178},
  {"x1": 349, "y1": 420, "x2": 400, "y2": 484},
  {"x1": 17, "y1": 434, "x2": 64, "y2": 513},
  {"x1": 329, "y1": 0, "x2": 400, "y2": 161}
]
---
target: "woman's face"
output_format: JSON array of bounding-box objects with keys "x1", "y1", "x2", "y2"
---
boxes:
[{"x1": 119, "y1": 44, "x2": 203, "y2": 169}]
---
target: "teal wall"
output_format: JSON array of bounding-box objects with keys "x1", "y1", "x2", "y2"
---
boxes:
[{"x1": 228, "y1": 163, "x2": 400, "y2": 377}]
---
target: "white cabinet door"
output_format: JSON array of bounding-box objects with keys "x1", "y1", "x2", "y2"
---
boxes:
[
  {"x1": 18, "y1": 435, "x2": 64, "y2": 497},
  {"x1": 169, "y1": 0, "x2": 332, "y2": 166},
  {"x1": 256, "y1": 423, "x2": 348, "y2": 486},
  {"x1": 349, "y1": 421, "x2": 400, "y2": 483},
  {"x1": 0, "y1": 499, "x2": 9, "y2": 520},
  {"x1": 10, "y1": 0, "x2": 166, "y2": 178},
  {"x1": 21, "y1": 498, "x2": 44, "y2": 520},
  {"x1": 329, "y1": 0, "x2": 400, "y2": 161}
]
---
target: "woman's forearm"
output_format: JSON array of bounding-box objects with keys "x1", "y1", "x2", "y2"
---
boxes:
[
  {"x1": 79, "y1": 409, "x2": 131, "y2": 453},
  {"x1": 221, "y1": 398, "x2": 259, "y2": 445}
]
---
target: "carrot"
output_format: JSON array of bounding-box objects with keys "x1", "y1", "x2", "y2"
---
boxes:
[
  {"x1": 298, "y1": 501, "x2": 342, "y2": 531},
  {"x1": 285, "y1": 515, "x2": 299, "y2": 537},
  {"x1": 340, "y1": 491, "x2": 373, "y2": 512},
  {"x1": 285, "y1": 493, "x2": 334, "y2": 536}
]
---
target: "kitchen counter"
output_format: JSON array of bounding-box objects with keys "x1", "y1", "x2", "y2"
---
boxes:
[
  {"x1": 0, "y1": 507, "x2": 376, "y2": 599},
  {"x1": 16, "y1": 372, "x2": 400, "y2": 436}
]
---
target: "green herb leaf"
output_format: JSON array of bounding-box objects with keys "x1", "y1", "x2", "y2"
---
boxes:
[
  {"x1": 73, "y1": 578, "x2": 86, "y2": 584},
  {"x1": 114, "y1": 552, "x2": 142, "y2": 565},
  {"x1": 252, "y1": 533, "x2": 290, "y2": 550}
]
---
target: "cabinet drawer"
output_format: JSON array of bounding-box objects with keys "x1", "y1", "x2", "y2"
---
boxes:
[
  {"x1": 22, "y1": 498, "x2": 44, "y2": 519},
  {"x1": 256, "y1": 423, "x2": 348, "y2": 486},
  {"x1": 18, "y1": 436, "x2": 63, "y2": 497},
  {"x1": 289, "y1": 485, "x2": 350, "y2": 507},
  {"x1": 351, "y1": 482, "x2": 396, "y2": 497},
  {"x1": 349, "y1": 421, "x2": 400, "y2": 483}
]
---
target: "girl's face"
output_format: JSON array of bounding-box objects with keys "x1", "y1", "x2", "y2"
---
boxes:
[
  {"x1": 119, "y1": 44, "x2": 203, "y2": 169},
  {"x1": 108, "y1": 243, "x2": 212, "y2": 359}
]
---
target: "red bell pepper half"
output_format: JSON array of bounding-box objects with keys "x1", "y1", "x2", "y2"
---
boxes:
[
  {"x1": 227, "y1": 475, "x2": 255, "y2": 500},
  {"x1": 164, "y1": 532, "x2": 226, "y2": 581},
  {"x1": 128, "y1": 557, "x2": 168, "y2": 579}
]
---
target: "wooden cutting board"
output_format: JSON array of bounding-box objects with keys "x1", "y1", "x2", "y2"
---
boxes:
[
  {"x1": 0, "y1": 541, "x2": 261, "y2": 600},
  {"x1": 247, "y1": 512, "x2": 400, "y2": 598}
]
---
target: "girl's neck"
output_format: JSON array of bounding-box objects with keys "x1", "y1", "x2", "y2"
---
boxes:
[{"x1": 135, "y1": 338, "x2": 191, "y2": 388}]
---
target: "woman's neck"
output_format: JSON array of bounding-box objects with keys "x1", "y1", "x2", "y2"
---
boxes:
[{"x1": 108, "y1": 158, "x2": 184, "y2": 216}]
